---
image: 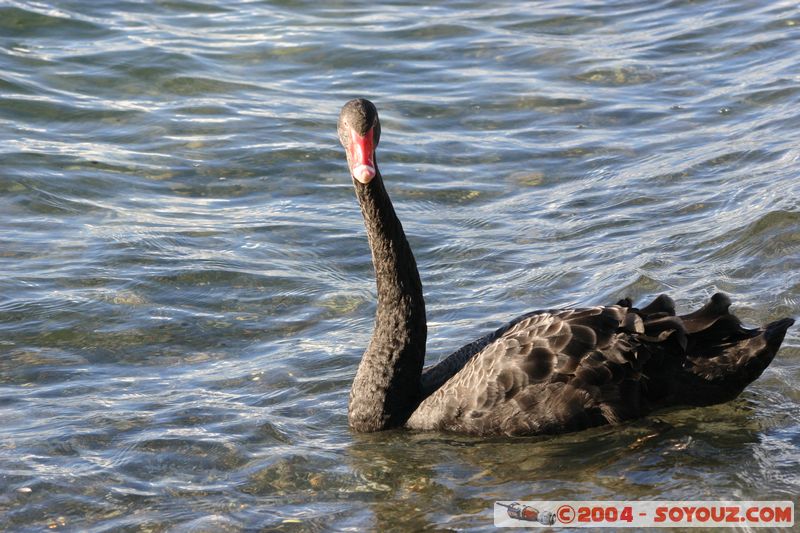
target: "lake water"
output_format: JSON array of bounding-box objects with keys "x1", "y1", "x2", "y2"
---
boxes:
[{"x1": 1, "y1": 0, "x2": 798, "y2": 531}]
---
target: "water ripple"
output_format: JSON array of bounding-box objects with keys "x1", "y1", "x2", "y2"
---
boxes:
[{"x1": 0, "y1": 0, "x2": 798, "y2": 530}]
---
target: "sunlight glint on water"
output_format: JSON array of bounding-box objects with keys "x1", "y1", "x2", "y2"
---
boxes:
[{"x1": 0, "y1": 0, "x2": 798, "y2": 530}]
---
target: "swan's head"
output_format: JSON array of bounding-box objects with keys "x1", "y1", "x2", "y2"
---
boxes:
[{"x1": 338, "y1": 98, "x2": 381, "y2": 184}]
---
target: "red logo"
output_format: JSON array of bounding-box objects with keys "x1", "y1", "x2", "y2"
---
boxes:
[{"x1": 558, "y1": 504, "x2": 576, "y2": 524}]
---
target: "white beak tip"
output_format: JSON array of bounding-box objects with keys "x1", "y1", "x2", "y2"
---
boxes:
[{"x1": 352, "y1": 164, "x2": 376, "y2": 184}]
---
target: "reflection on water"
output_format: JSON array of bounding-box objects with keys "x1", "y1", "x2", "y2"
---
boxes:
[{"x1": 0, "y1": 0, "x2": 798, "y2": 530}]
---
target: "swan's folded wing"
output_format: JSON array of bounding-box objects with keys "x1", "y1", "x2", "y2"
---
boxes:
[
  {"x1": 420, "y1": 304, "x2": 623, "y2": 396},
  {"x1": 419, "y1": 309, "x2": 546, "y2": 398},
  {"x1": 407, "y1": 306, "x2": 635, "y2": 435},
  {"x1": 420, "y1": 326, "x2": 509, "y2": 399},
  {"x1": 408, "y1": 293, "x2": 793, "y2": 436}
]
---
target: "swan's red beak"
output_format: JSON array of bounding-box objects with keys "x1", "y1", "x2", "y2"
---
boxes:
[{"x1": 347, "y1": 127, "x2": 376, "y2": 184}]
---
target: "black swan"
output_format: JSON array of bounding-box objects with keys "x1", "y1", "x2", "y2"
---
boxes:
[{"x1": 337, "y1": 98, "x2": 795, "y2": 436}]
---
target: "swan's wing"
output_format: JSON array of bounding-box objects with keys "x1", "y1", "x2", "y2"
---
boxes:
[
  {"x1": 418, "y1": 295, "x2": 663, "y2": 397},
  {"x1": 408, "y1": 294, "x2": 794, "y2": 436},
  {"x1": 408, "y1": 305, "x2": 639, "y2": 435},
  {"x1": 420, "y1": 311, "x2": 540, "y2": 398}
]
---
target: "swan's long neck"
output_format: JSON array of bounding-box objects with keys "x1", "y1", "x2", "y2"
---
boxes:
[{"x1": 349, "y1": 169, "x2": 427, "y2": 432}]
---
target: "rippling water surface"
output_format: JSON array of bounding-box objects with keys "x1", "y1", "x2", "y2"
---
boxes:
[{"x1": 1, "y1": 0, "x2": 799, "y2": 530}]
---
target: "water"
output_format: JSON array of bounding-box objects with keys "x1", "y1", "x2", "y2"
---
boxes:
[{"x1": 0, "y1": 0, "x2": 798, "y2": 530}]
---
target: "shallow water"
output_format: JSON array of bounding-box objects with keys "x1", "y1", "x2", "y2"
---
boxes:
[{"x1": 1, "y1": 0, "x2": 799, "y2": 530}]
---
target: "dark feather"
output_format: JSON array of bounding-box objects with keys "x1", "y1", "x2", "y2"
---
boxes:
[{"x1": 407, "y1": 295, "x2": 794, "y2": 436}]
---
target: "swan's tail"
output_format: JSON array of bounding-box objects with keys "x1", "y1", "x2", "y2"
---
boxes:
[
  {"x1": 735, "y1": 316, "x2": 795, "y2": 381},
  {"x1": 679, "y1": 315, "x2": 793, "y2": 406},
  {"x1": 622, "y1": 293, "x2": 794, "y2": 409},
  {"x1": 764, "y1": 317, "x2": 796, "y2": 349}
]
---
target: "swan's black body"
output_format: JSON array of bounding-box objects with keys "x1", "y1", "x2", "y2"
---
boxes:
[{"x1": 338, "y1": 98, "x2": 794, "y2": 436}]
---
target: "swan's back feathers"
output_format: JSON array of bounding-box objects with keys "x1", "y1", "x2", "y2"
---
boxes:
[
  {"x1": 407, "y1": 293, "x2": 794, "y2": 436},
  {"x1": 419, "y1": 305, "x2": 624, "y2": 396}
]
